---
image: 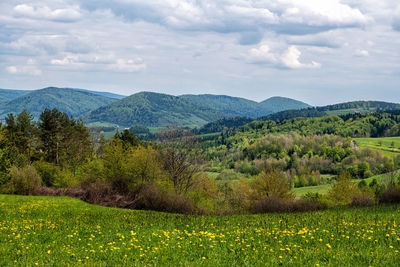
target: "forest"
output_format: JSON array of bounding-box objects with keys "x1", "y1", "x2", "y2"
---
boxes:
[{"x1": 0, "y1": 109, "x2": 399, "y2": 215}]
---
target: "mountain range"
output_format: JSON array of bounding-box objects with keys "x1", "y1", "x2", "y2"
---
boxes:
[
  {"x1": 0, "y1": 87, "x2": 399, "y2": 128},
  {"x1": 0, "y1": 87, "x2": 310, "y2": 127}
]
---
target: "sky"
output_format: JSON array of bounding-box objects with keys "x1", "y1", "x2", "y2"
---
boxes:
[{"x1": 0, "y1": 0, "x2": 399, "y2": 106}]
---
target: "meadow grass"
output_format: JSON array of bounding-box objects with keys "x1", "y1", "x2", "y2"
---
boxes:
[
  {"x1": 0, "y1": 195, "x2": 399, "y2": 266},
  {"x1": 355, "y1": 137, "x2": 400, "y2": 156}
]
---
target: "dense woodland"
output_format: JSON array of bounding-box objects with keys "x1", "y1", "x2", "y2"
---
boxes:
[
  {"x1": 261, "y1": 101, "x2": 400, "y2": 121},
  {"x1": 0, "y1": 109, "x2": 400, "y2": 214}
]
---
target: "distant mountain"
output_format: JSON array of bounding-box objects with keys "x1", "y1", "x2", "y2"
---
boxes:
[
  {"x1": 0, "y1": 89, "x2": 30, "y2": 99},
  {"x1": 258, "y1": 96, "x2": 311, "y2": 113},
  {"x1": 179, "y1": 94, "x2": 263, "y2": 118},
  {"x1": 179, "y1": 94, "x2": 310, "y2": 118},
  {"x1": 261, "y1": 101, "x2": 400, "y2": 121},
  {"x1": 84, "y1": 92, "x2": 227, "y2": 127},
  {"x1": 70, "y1": 88, "x2": 125, "y2": 99},
  {"x1": 0, "y1": 87, "x2": 116, "y2": 119}
]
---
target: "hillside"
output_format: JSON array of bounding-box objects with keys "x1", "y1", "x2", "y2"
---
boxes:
[
  {"x1": 71, "y1": 88, "x2": 125, "y2": 99},
  {"x1": 0, "y1": 87, "x2": 116, "y2": 119},
  {"x1": 258, "y1": 96, "x2": 311, "y2": 113},
  {"x1": 84, "y1": 91, "x2": 226, "y2": 127},
  {"x1": 261, "y1": 100, "x2": 400, "y2": 121},
  {"x1": 180, "y1": 94, "x2": 310, "y2": 118},
  {"x1": 0, "y1": 89, "x2": 30, "y2": 100}
]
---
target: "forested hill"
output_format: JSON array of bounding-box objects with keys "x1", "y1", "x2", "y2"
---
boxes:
[
  {"x1": 0, "y1": 89, "x2": 30, "y2": 100},
  {"x1": 180, "y1": 94, "x2": 310, "y2": 118},
  {"x1": 83, "y1": 91, "x2": 227, "y2": 127},
  {"x1": 258, "y1": 96, "x2": 311, "y2": 113},
  {"x1": 261, "y1": 101, "x2": 400, "y2": 121},
  {"x1": 207, "y1": 112, "x2": 400, "y2": 148},
  {"x1": 0, "y1": 87, "x2": 116, "y2": 119}
]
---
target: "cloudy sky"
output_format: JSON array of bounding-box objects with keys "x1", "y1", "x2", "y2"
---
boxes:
[{"x1": 0, "y1": 0, "x2": 399, "y2": 105}]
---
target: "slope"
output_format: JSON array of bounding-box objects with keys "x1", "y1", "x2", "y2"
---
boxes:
[
  {"x1": 0, "y1": 87, "x2": 116, "y2": 119},
  {"x1": 261, "y1": 100, "x2": 400, "y2": 121},
  {"x1": 179, "y1": 94, "x2": 310, "y2": 118},
  {"x1": 258, "y1": 96, "x2": 311, "y2": 113},
  {"x1": 0, "y1": 89, "x2": 30, "y2": 100},
  {"x1": 84, "y1": 91, "x2": 226, "y2": 127}
]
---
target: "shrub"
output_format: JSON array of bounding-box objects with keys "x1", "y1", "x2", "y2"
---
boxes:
[
  {"x1": 216, "y1": 170, "x2": 241, "y2": 181},
  {"x1": 350, "y1": 194, "x2": 375, "y2": 207},
  {"x1": 134, "y1": 184, "x2": 197, "y2": 214},
  {"x1": 253, "y1": 169, "x2": 294, "y2": 199},
  {"x1": 33, "y1": 161, "x2": 61, "y2": 187},
  {"x1": 327, "y1": 172, "x2": 359, "y2": 206},
  {"x1": 253, "y1": 196, "x2": 325, "y2": 213},
  {"x1": 1, "y1": 165, "x2": 41, "y2": 195},
  {"x1": 379, "y1": 186, "x2": 400, "y2": 204},
  {"x1": 302, "y1": 192, "x2": 323, "y2": 201}
]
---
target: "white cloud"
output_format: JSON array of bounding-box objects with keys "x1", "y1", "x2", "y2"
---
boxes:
[
  {"x1": 281, "y1": 46, "x2": 321, "y2": 69},
  {"x1": 76, "y1": 0, "x2": 369, "y2": 37},
  {"x1": 6, "y1": 59, "x2": 42, "y2": 76},
  {"x1": 108, "y1": 58, "x2": 147, "y2": 73},
  {"x1": 354, "y1": 49, "x2": 369, "y2": 57},
  {"x1": 14, "y1": 4, "x2": 82, "y2": 22},
  {"x1": 247, "y1": 44, "x2": 321, "y2": 69},
  {"x1": 51, "y1": 53, "x2": 146, "y2": 73}
]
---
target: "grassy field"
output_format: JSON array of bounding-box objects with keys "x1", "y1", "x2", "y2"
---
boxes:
[
  {"x1": 293, "y1": 183, "x2": 331, "y2": 196},
  {"x1": 293, "y1": 172, "x2": 398, "y2": 197},
  {"x1": 1, "y1": 195, "x2": 399, "y2": 266},
  {"x1": 355, "y1": 137, "x2": 400, "y2": 156}
]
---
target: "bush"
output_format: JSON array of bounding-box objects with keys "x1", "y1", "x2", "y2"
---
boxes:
[
  {"x1": 350, "y1": 194, "x2": 375, "y2": 207},
  {"x1": 33, "y1": 161, "x2": 61, "y2": 187},
  {"x1": 327, "y1": 172, "x2": 359, "y2": 206},
  {"x1": 253, "y1": 196, "x2": 325, "y2": 213},
  {"x1": 302, "y1": 192, "x2": 323, "y2": 201},
  {"x1": 379, "y1": 186, "x2": 400, "y2": 204},
  {"x1": 1, "y1": 165, "x2": 41, "y2": 195},
  {"x1": 134, "y1": 184, "x2": 197, "y2": 214},
  {"x1": 253, "y1": 169, "x2": 294, "y2": 199},
  {"x1": 216, "y1": 170, "x2": 241, "y2": 181}
]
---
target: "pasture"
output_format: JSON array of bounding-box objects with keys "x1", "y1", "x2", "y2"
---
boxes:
[
  {"x1": 0, "y1": 195, "x2": 399, "y2": 266},
  {"x1": 355, "y1": 137, "x2": 400, "y2": 156}
]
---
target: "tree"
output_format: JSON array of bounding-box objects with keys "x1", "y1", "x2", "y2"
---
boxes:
[
  {"x1": 160, "y1": 147, "x2": 198, "y2": 194},
  {"x1": 5, "y1": 110, "x2": 37, "y2": 160},
  {"x1": 328, "y1": 172, "x2": 359, "y2": 205},
  {"x1": 253, "y1": 169, "x2": 294, "y2": 199},
  {"x1": 38, "y1": 109, "x2": 63, "y2": 165},
  {"x1": 114, "y1": 129, "x2": 140, "y2": 149}
]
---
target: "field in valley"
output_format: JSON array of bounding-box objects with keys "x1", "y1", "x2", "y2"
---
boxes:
[
  {"x1": 355, "y1": 137, "x2": 400, "y2": 156},
  {"x1": 1, "y1": 195, "x2": 399, "y2": 266}
]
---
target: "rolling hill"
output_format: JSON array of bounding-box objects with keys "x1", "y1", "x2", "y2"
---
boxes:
[
  {"x1": 83, "y1": 91, "x2": 227, "y2": 127},
  {"x1": 179, "y1": 94, "x2": 310, "y2": 118},
  {"x1": 0, "y1": 89, "x2": 30, "y2": 100},
  {"x1": 261, "y1": 101, "x2": 400, "y2": 121},
  {"x1": 258, "y1": 96, "x2": 311, "y2": 113},
  {"x1": 0, "y1": 87, "x2": 117, "y2": 119}
]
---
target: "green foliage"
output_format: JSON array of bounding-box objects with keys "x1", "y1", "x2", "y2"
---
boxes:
[
  {"x1": 180, "y1": 95, "x2": 310, "y2": 119},
  {"x1": 38, "y1": 108, "x2": 92, "y2": 168},
  {"x1": 33, "y1": 161, "x2": 61, "y2": 187},
  {"x1": 327, "y1": 172, "x2": 360, "y2": 206},
  {"x1": 84, "y1": 91, "x2": 227, "y2": 127},
  {"x1": 197, "y1": 117, "x2": 254, "y2": 134},
  {"x1": 101, "y1": 139, "x2": 162, "y2": 193},
  {"x1": 261, "y1": 100, "x2": 400, "y2": 121},
  {"x1": 1, "y1": 165, "x2": 41, "y2": 195},
  {"x1": 253, "y1": 169, "x2": 294, "y2": 199}
]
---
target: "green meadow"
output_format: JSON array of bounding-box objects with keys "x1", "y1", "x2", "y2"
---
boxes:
[{"x1": 0, "y1": 195, "x2": 399, "y2": 266}]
